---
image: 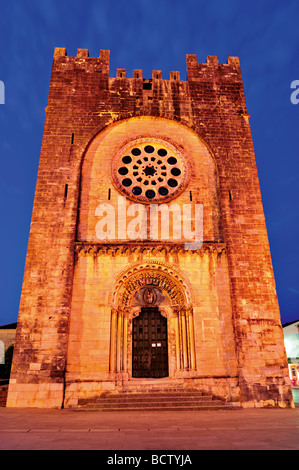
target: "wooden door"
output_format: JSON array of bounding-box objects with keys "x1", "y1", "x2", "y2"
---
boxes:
[{"x1": 132, "y1": 307, "x2": 168, "y2": 378}]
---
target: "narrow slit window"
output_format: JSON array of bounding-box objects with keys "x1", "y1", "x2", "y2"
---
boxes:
[
  {"x1": 71, "y1": 133, "x2": 74, "y2": 144},
  {"x1": 229, "y1": 190, "x2": 232, "y2": 201},
  {"x1": 190, "y1": 191, "x2": 192, "y2": 201},
  {"x1": 108, "y1": 188, "x2": 111, "y2": 200},
  {"x1": 64, "y1": 184, "x2": 68, "y2": 198}
]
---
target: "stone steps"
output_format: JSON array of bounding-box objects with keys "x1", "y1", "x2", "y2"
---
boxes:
[
  {"x1": 76, "y1": 388, "x2": 235, "y2": 411},
  {"x1": 0, "y1": 383, "x2": 236, "y2": 410}
]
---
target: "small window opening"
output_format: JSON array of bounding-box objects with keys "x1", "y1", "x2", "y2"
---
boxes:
[
  {"x1": 174, "y1": 75, "x2": 177, "y2": 80},
  {"x1": 136, "y1": 73, "x2": 139, "y2": 78},
  {"x1": 64, "y1": 184, "x2": 68, "y2": 199},
  {"x1": 71, "y1": 133, "x2": 74, "y2": 144},
  {"x1": 120, "y1": 72, "x2": 122, "y2": 78},
  {"x1": 190, "y1": 191, "x2": 192, "y2": 202},
  {"x1": 143, "y1": 82, "x2": 152, "y2": 90},
  {"x1": 229, "y1": 190, "x2": 232, "y2": 201},
  {"x1": 108, "y1": 188, "x2": 111, "y2": 200}
]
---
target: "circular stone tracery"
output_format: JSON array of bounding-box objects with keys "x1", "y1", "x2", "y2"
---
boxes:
[{"x1": 112, "y1": 139, "x2": 188, "y2": 203}]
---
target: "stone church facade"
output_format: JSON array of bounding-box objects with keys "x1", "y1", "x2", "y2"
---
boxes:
[{"x1": 7, "y1": 48, "x2": 293, "y2": 408}]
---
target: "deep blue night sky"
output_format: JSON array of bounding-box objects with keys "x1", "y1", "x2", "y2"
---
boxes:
[{"x1": 0, "y1": 0, "x2": 298, "y2": 326}]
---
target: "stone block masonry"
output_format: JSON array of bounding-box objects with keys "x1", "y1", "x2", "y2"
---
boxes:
[{"x1": 6, "y1": 48, "x2": 293, "y2": 409}]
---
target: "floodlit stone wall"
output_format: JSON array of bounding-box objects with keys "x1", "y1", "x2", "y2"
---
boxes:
[{"x1": 7, "y1": 48, "x2": 293, "y2": 408}]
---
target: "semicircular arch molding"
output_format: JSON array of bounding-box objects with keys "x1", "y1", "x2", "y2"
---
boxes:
[
  {"x1": 76, "y1": 115, "x2": 222, "y2": 243},
  {"x1": 110, "y1": 261, "x2": 193, "y2": 310},
  {"x1": 78, "y1": 115, "x2": 218, "y2": 173}
]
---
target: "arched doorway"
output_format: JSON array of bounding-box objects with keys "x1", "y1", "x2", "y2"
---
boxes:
[
  {"x1": 109, "y1": 262, "x2": 196, "y2": 381},
  {"x1": 132, "y1": 307, "x2": 168, "y2": 378}
]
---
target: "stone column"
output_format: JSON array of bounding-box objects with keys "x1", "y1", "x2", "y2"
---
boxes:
[
  {"x1": 181, "y1": 310, "x2": 189, "y2": 370},
  {"x1": 123, "y1": 315, "x2": 128, "y2": 373},
  {"x1": 110, "y1": 307, "x2": 130, "y2": 382},
  {"x1": 174, "y1": 307, "x2": 196, "y2": 374},
  {"x1": 187, "y1": 307, "x2": 196, "y2": 370},
  {"x1": 109, "y1": 308, "x2": 117, "y2": 373},
  {"x1": 116, "y1": 309, "x2": 123, "y2": 372},
  {"x1": 177, "y1": 310, "x2": 184, "y2": 370},
  {"x1": 174, "y1": 315, "x2": 181, "y2": 371}
]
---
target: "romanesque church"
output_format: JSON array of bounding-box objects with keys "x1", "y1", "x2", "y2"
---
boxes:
[{"x1": 6, "y1": 48, "x2": 293, "y2": 409}]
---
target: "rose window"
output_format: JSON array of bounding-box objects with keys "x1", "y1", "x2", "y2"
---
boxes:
[{"x1": 112, "y1": 139, "x2": 188, "y2": 203}]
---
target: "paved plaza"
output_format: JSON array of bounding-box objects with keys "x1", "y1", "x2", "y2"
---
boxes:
[{"x1": 0, "y1": 398, "x2": 298, "y2": 450}]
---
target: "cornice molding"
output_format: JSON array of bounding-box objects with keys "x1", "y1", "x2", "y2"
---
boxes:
[{"x1": 74, "y1": 241, "x2": 227, "y2": 256}]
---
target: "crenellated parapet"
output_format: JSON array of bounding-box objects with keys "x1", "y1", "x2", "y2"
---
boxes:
[
  {"x1": 52, "y1": 47, "x2": 242, "y2": 82},
  {"x1": 48, "y1": 47, "x2": 248, "y2": 127},
  {"x1": 53, "y1": 47, "x2": 110, "y2": 77},
  {"x1": 186, "y1": 53, "x2": 241, "y2": 77}
]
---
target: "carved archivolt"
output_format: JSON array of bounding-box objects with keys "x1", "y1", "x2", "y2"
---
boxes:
[
  {"x1": 109, "y1": 261, "x2": 196, "y2": 377},
  {"x1": 111, "y1": 261, "x2": 193, "y2": 309}
]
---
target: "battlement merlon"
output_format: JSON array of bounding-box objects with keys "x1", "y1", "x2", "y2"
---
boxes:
[
  {"x1": 53, "y1": 47, "x2": 110, "y2": 77},
  {"x1": 186, "y1": 53, "x2": 242, "y2": 80},
  {"x1": 186, "y1": 53, "x2": 247, "y2": 113},
  {"x1": 54, "y1": 47, "x2": 110, "y2": 62},
  {"x1": 53, "y1": 48, "x2": 243, "y2": 82}
]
